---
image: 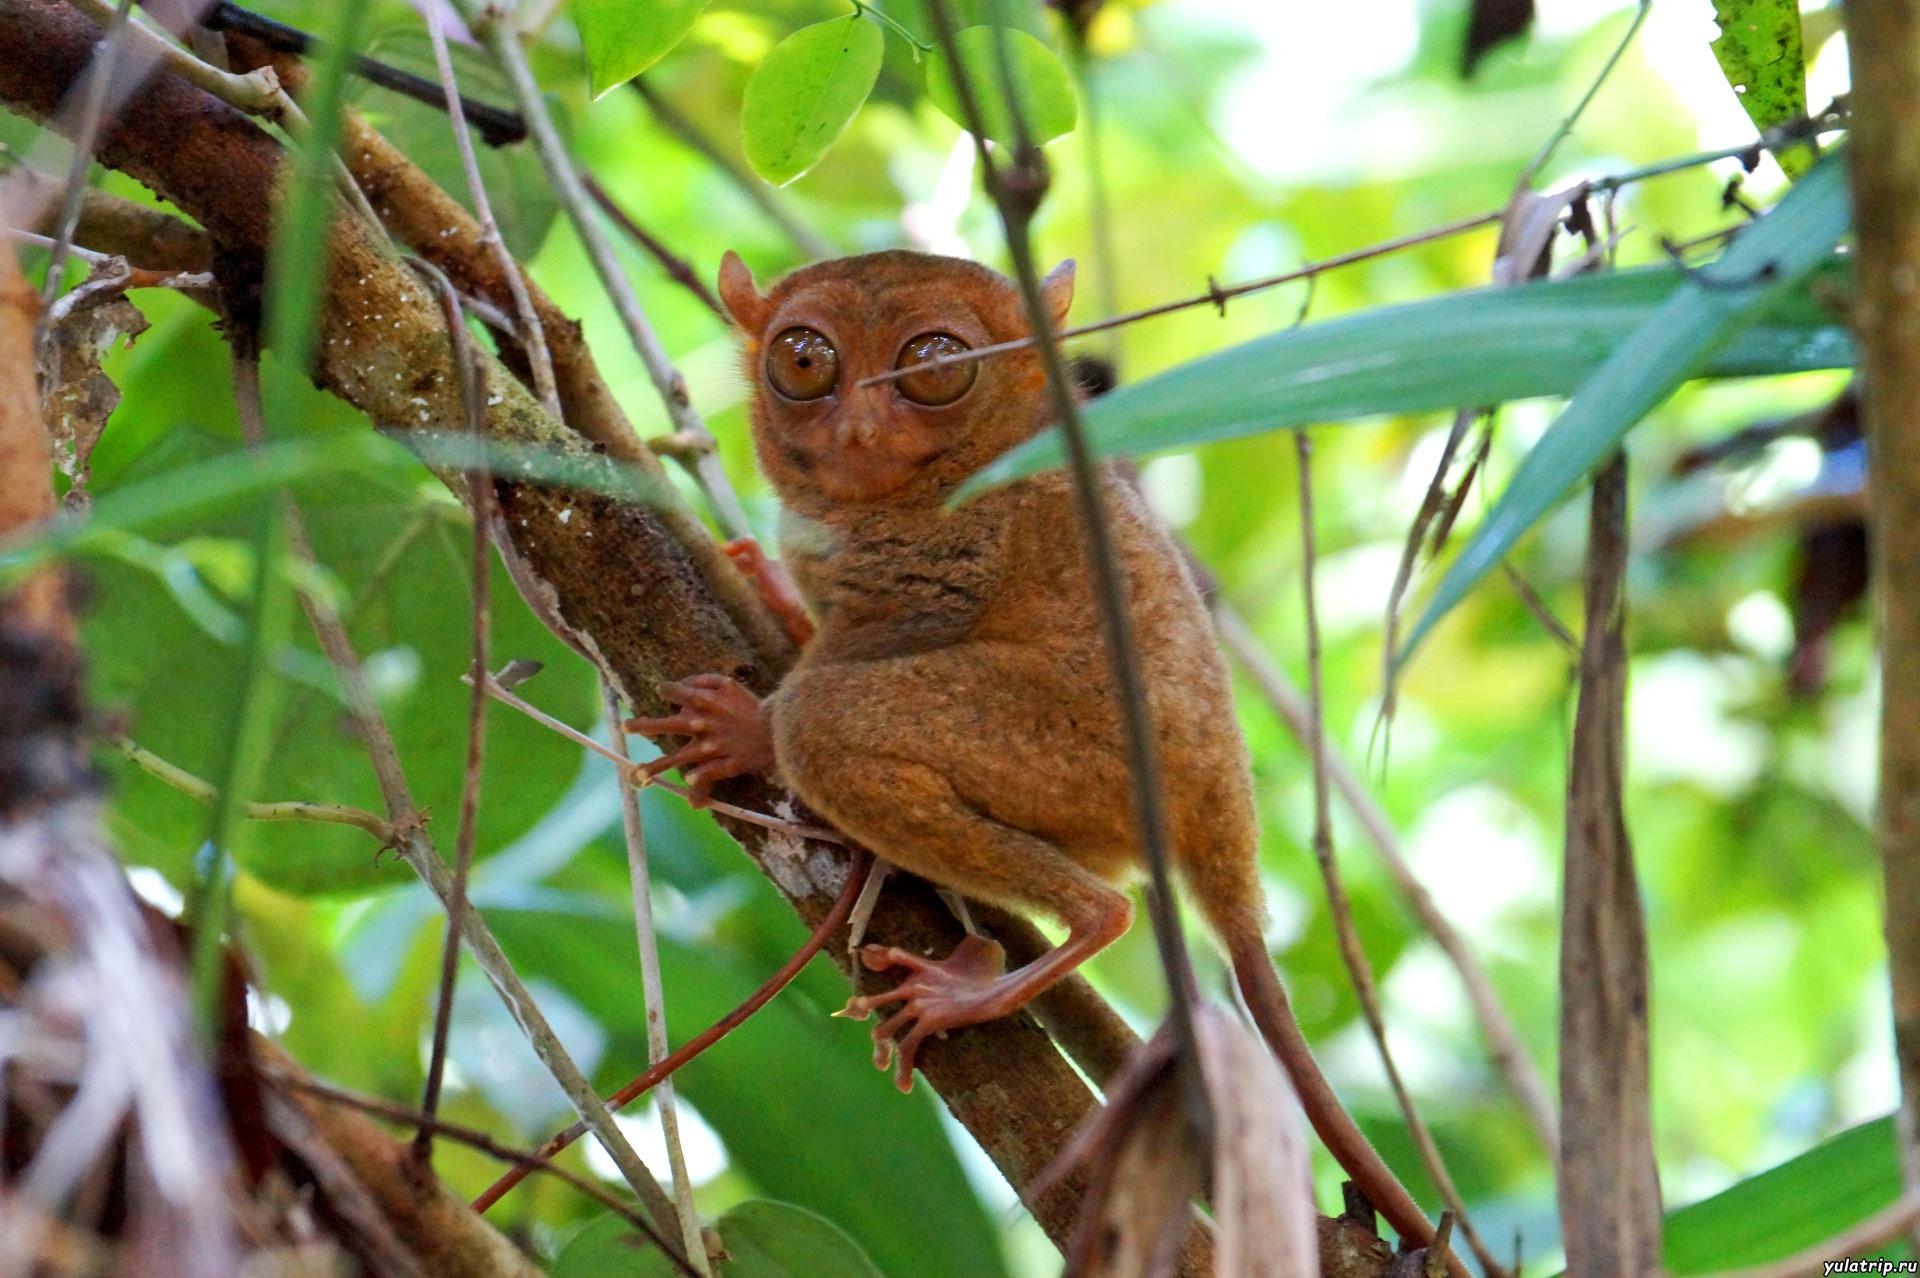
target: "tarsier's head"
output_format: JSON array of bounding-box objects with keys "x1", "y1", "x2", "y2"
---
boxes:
[{"x1": 718, "y1": 249, "x2": 1074, "y2": 510}]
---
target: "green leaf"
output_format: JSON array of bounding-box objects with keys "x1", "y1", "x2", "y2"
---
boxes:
[
  {"x1": 1711, "y1": 0, "x2": 1811, "y2": 177},
  {"x1": 1399, "y1": 148, "x2": 1851, "y2": 663},
  {"x1": 556, "y1": 1200, "x2": 885, "y2": 1278},
  {"x1": 961, "y1": 261, "x2": 1854, "y2": 499},
  {"x1": 742, "y1": 15, "x2": 884, "y2": 187},
  {"x1": 925, "y1": 26, "x2": 1076, "y2": 145},
  {"x1": 574, "y1": 0, "x2": 713, "y2": 97},
  {"x1": 1662, "y1": 1117, "x2": 1904, "y2": 1274},
  {"x1": 489, "y1": 890, "x2": 1007, "y2": 1278}
]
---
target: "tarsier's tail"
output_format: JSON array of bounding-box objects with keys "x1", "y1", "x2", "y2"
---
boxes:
[{"x1": 1224, "y1": 926, "x2": 1466, "y2": 1278}]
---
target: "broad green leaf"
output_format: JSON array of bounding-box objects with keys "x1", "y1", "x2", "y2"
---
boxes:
[
  {"x1": 1711, "y1": 0, "x2": 1811, "y2": 177},
  {"x1": 1400, "y1": 148, "x2": 1851, "y2": 663},
  {"x1": 961, "y1": 261, "x2": 1854, "y2": 498},
  {"x1": 925, "y1": 26, "x2": 1076, "y2": 145},
  {"x1": 489, "y1": 887, "x2": 1008, "y2": 1278},
  {"x1": 742, "y1": 15, "x2": 884, "y2": 186},
  {"x1": 1662, "y1": 1117, "x2": 1904, "y2": 1274},
  {"x1": 575, "y1": 0, "x2": 713, "y2": 97},
  {"x1": 555, "y1": 1200, "x2": 886, "y2": 1277}
]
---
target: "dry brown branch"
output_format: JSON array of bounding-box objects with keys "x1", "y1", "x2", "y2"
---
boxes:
[
  {"x1": 1847, "y1": 3, "x2": 1920, "y2": 1252},
  {"x1": 0, "y1": 235, "x2": 64, "y2": 639},
  {"x1": 1558, "y1": 455, "x2": 1662, "y2": 1276},
  {"x1": 112, "y1": 734, "x2": 396, "y2": 841}
]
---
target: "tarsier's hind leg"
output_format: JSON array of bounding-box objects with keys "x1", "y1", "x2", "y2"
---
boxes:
[{"x1": 793, "y1": 749, "x2": 1133, "y2": 1091}]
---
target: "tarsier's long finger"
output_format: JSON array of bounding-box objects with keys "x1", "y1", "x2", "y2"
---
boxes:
[
  {"x1": 858, "y1": 945, "x2": 928, "y2": 975},
  {"x1": 870, "y1": 1007, "x2": 915, "y2": 1067},
  {"x1": 655, "y1": 678, "x2": 730, "y2": 711},
  {"x1": 625, "y1": 712, "x2": 699, "y2": 738},
  {"x1": 893, "y1": 1022, "x2": 938, "y2": 1093}
]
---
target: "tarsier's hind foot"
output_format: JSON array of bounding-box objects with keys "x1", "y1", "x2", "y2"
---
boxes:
[{"x1": 839, "y1": 936, "x2": 1009, "y2": 1092}]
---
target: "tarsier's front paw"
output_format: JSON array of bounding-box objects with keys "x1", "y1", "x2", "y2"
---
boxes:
[
  {"x1": 625, "y1": 674, "x2": 774, "y2": 806},
  {"x1": 839, "y1": 936, "x2": 1009, "y2": 1093},
  {"x1": 723, "y1": 537, "x2": 815, "y2": 648}
]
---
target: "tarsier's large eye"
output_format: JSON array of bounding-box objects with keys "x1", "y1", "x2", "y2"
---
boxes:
[
  {"x1": 894, "y1": 332, "x2": 977, "y2": 407},
  {"x1": 766, "y1": 326, "x2": 839, "y2": 400}
]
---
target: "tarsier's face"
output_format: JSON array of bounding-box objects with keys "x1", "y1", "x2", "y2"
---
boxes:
[{"x1": 718, "y1": 250, "x2": 1072, "y2": 508}]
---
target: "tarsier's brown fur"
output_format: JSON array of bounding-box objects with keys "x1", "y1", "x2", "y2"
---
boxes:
[{"x1": 637, "y1": 249, "x2": 1449, "y2": 1261}]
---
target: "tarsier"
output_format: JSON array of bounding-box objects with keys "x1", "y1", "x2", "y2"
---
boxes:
[{"x1": 633, "y1": 249, "x2": 1444, "y2": 1255}]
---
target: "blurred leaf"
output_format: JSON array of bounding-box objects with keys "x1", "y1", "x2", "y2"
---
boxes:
[
  {"x1": 925, "y1": 26, "x2": 1076, "y2": 145},
  {"x1": 963, "y1": 260, "x2": 1854, "y2": 498},
  {"x1": 488, "y1": 905, "x2": 1007, "y2": 1278},
  {"x1": 575, "y1": 0, "x2": 714, "y2": 97},
  {"x1": 556, "y1": 1199, "x2": 887, "y2": 1277},
  {"x1": 1402, "y1": 149, "x2": 1850, "y2": 662},
  {"x1": 742, "y1": 15, "x2": 884, "y2": 186},
  {"x1": 1661, "y1": 1117, "x2": 1904, "y2": 1274},
  {"x1": 1710, "y1": 0, "x2": 1810, "y2": 177}
]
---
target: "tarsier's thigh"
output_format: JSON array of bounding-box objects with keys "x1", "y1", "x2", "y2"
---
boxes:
[{"x1": 771, "y1": 644, "x2": 1135, "y2": 878}]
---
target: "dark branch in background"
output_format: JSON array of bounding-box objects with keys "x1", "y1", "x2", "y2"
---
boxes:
[
  {"x1": 410, "y1": 259, "x2": 492, "y2": 1166},
  {"x1": 629, "y1": 76, "x2": 834, "y2": 260},
  {"x1": 1844, "y1": 0, "x2": 1920, "y2": 1253},
  {"x1": 919, "y1": 0, "x2": 1205, "y2": 1092},
  {"x1": 196, "y1": 1, "x2": 527, "y2": 144},
  {"x1": 1513, "y1": 0, "x2": 1648, "y2": 192}
]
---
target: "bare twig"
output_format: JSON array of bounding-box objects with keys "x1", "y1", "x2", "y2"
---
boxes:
[
  {"x1": 921, "y1": 0, "x2": 1204, "y2": 1102},
  {"x1": 1515, "y1": 0, "x2": 1650, "y2": 191},
  {"x1": 1211, "y1": 604, "x2": 1559, "y2": 1165},
  {"x1": 607, "y1": 684, "x2": 711, "y2": 1275},
  {"x1": 474, "y1": 852, "x2": 876, "y2": 1214},
  {"x1": 629, "y1": 77, "x2": 833, "y2": 260},
  {"x1": 112, "y1": 735, "x2": 395, "y2": 841},
  {"x1": 466, "y1": 4, "x2": 753, "y2": 541},
  {"x1": 584, "y1": 174, "x2": 725, "y2": 319},
  {"x1": 422, "y1": 9, "x2": 557, "y2": 419},
  {"x1": 1847, "y1": 2, "x2": 1920, "y2": 1252},
  {"x1": 269, "y1": 1069, "x2": 695, "y2": 1274},
  {"x1": 1292, "y1": 433, "x2": 1507, "y2": 1278},
  {"x1": 410, "y1": 260, "x2": 492, "y2": 1164}
]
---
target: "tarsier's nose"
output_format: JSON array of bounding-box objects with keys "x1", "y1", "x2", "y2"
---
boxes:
[{"x1": 833, "y1": 417, "x2": 880, "y2": 448}]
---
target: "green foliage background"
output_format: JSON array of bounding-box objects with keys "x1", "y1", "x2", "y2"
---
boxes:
[{"x1": 21, "y1": 0, "x2": 1884, "y2": 1272}]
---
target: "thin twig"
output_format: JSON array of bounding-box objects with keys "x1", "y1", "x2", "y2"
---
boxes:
[
  {"x1": 607, "y1": 683, "x2": 711, "y2": 1275},
  {"x1": 584, "y1": 174, "x2": 725, "y2": 319},
  {"x1": 422, "y1": 9, "x2": 558, "y2": 419},
  {"x1": 1292, "y1": 433, "x2": 1508, "y2": 1278},
  {"x1": 230, "y1": 351, "x2": 687, "y2": 1250},
  {"x1": 921, "y1": 0, "x2": 1204, "y2": 1098},
  {"x1": 1211, "y1": 603, "x2": 1560, "y2": 1166},
  {"x1": 34, "y1": 0, "x2": 135, "y2": 357},
  {"x1": 857, "y1": 112, "x2": 1852, "y2": 392},
  {"x1": 466, "y1": 666, "x2": 844, "y2": 843},
  {"x1": 409, "y1": 260, "x2": 492, "y2": 1164},
  {"x1": 111, "y1": 735, "x2": 396, "y2": 842},
  {"x1": 269, "y1": 1071, "x2": 697, "y2": 1277},
  {"x1": 1515, "y1": 0, "x2": 1650, "y2": 191},
  {"x1": 629, "y1": 77, "x2": 833, "y2": 260},
  {"x1": 474, "y1": 852, "x2": 875, "y2": 1213},
  {"x1": 467, "y1": 5, "x2": 754, "y2": 541},
  {"x1": 1066, "y1": 27, "x2": 1121, "y2": 362}
]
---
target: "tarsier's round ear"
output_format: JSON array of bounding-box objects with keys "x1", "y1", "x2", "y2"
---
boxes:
[
  {"x1": 1041, "y1": 259, "x2": 1076, "y2": 331},
  {"x1": 718, "y1": 250, "x2": 770, "y2": 332}
]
